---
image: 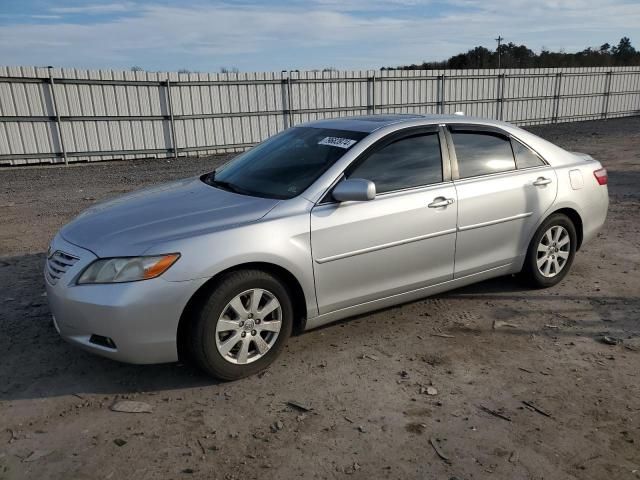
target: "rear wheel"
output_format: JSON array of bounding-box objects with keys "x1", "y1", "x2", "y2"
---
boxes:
[
  {"x1": 190, "y1": 270, "x2": 293, "y2": 380},
  {"x1": 522, "y1": 213, "x2": 577, "y2": 288}
]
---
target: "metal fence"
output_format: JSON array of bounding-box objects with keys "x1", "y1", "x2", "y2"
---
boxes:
[{"x1": 1, "y1": 65, "x2": 639, "y2": 166}]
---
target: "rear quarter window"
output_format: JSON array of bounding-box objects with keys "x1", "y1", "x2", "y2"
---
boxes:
[{"x1": 512, "y1": 138, "x2": 546, "y2": 169}]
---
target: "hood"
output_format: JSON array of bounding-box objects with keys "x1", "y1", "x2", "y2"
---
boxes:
[{"x1": 60, "y1": 176, "x2": 280, "y2": 257}]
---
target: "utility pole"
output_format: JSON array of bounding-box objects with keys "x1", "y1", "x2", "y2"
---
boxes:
[{"x1": 495, "y1": 35, "x2": 504, "y2": 70}]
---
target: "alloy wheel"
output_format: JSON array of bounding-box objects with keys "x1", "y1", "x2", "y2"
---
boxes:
[
  {"x1": 215, "y1": 288, "x2": 282, "y2": 364},
  {"x1": 536, "y1": 225, "x2": 570, "y2": 278}
]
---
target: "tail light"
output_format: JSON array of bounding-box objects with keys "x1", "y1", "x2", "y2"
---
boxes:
[{"x1": 593, "y1": 168, "x2": 608, "y2": 186}]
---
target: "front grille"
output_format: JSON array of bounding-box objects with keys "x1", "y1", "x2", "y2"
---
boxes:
[{"x1": 46, "y1": 250, "x2": 79, "y2": 285}]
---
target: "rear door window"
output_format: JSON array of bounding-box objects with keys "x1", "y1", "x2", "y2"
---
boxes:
[{"x1": 451, "y1": 131, "x2": 516, "y2": 178}]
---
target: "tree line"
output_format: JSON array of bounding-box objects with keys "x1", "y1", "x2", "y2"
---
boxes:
[{"x1": 384, "y1": 37, "x2": 639, "y2": 70}]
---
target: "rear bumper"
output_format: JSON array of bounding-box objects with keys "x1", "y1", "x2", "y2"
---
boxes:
[
  {"x1": 581, "y1": 185, "x2": 609, "y2": 247},
  {"x1": 45, "y1": 234, "x2": 206, "y2": 364}
]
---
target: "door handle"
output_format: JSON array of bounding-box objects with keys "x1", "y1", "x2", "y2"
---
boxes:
[
  {"x1": 533, "y1": 177, "x2": 552, "y2": 186},
  {"x1": 428, "y1": 197, "x2": 455, "y2": 208}
]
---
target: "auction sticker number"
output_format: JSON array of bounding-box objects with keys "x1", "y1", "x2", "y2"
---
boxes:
[{"x1": 318, "y1": 137, "x2": 357, "y2": 149}]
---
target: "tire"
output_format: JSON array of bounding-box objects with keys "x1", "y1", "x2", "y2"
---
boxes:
[
  {"x1": 522, "y1": 213, "x2": 577, "y2": 288},
  {"x1": 190, "y1": 269, "x2": 293, "y2": 380}
]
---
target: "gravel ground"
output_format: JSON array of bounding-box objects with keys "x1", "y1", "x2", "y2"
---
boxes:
[{"x1": 0, "y1": 117, "x2": 639, "y2": 480}]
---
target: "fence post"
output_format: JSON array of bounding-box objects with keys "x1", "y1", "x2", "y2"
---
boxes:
[
  {"x1": 281, "y1": 73, "x2": 293, "y2": 128},
  {"x1": 368, "y1": 72, "x2": 377, "y2": 114},
  {"x1": 165, "y1": 77, "x2": 178, "y2": 160},
  {"x1": 287, "y1": 75, "x2": 294, "y2": 126},
  {"x1": 47, "y1": 67, "x2": 68, "y2": 165},
  {"x1": 552, "y1": 72, "x2": 563, "y2": 123},
  {"x1": 438, "y1": 74, "x2": 446, "y2": 114},
  {"x1": 496, "y1": 73, "x2": 505, "y2": 120},
  {"x1": 602, "y1": 71, "x2": 613, "y2": 119}
]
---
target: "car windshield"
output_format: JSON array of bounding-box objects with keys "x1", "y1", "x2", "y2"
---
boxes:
[{"x1": 203, "y1": 127, "x2": 368, "y2": 199}]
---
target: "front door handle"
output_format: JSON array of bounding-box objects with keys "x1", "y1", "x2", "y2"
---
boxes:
[
  {"x1": 428, "y1": 197, "x2": 455, "y2": 208},
  {"x1": 533, "y1": 177, "x2": 552, "y2": 186}
]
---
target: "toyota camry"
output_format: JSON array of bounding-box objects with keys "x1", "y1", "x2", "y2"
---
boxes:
[{"x1": 45, "y1": 114, "x2": 609, "y2": 380}]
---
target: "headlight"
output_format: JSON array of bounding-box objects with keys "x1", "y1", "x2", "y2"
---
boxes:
[{"x1": 77, "y1": 254, "x2": 180, "y2": 284}]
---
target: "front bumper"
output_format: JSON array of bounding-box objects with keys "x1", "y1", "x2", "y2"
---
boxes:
[{"x1": 45, "y1": 234, "x2": 205, "y2": 364}]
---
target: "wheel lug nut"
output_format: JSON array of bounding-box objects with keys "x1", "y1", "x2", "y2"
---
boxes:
[
  {"x1": 241, "y1": 332, "x2": 246, "y2": 338},
  {"x1": 239, "y1": 321, "x2": 244, "y2": 327},
  {"x1": 248, "y1": 313, "x2": 253, "y2": 319},
  {"x1": 255, "y1": 319, "x2": 261, "y2": 324},
  {"x1": 251, "y1": 330, "x2": 256, "y2": 336}
]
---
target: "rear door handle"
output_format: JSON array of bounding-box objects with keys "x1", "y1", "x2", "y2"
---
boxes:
[
  {"x1": 533, "y1": 177, "x2": 552, "y2": 186},
  {"x1": 428, "y1": 197, "x2": 455, "y2": 208}
]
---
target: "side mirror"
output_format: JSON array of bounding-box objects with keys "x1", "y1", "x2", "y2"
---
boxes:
[{"x1": 332, "y1": 178, "x2": 376, "y2": 202}]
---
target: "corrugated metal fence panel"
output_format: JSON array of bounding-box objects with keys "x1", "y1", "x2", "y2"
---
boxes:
[
  {"x1": 0, "y1": 66, "x2": 639, "y2": 165},
  {"x1": 0, "y1": 66, "x2": 55, "y2": 164},
  {"x1": 169, "y1": 70, "x2": 287, "y2": 154}
]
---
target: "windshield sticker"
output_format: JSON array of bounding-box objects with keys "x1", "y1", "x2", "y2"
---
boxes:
[{"x1": 318, "y1": 137, "x2": 357, "y2": 149}]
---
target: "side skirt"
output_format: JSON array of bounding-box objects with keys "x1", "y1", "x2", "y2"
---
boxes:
[{"x1": 304, "y1": 262, "x2": 518, "y2": 331}]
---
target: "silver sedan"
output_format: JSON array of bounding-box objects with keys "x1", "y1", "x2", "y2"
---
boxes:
[{"x1": 45, "y1": 114, "x2": 609, "y2": 379}]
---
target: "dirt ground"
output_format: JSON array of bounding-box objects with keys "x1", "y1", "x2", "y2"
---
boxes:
[{"x1": 0, "y1": 117, "x2": 639, "y2": 480}]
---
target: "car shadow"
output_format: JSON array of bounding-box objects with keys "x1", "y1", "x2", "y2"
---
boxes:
[
  {"x1": 1, "y1": 249, "x2": 636, "y2": 402},
  {"x1": 0, "y1": 252, "x2": 217, "y2": 401}
]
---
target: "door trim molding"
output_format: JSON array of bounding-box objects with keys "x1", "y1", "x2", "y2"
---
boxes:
[
  {"x1": 458, "y1": 211, "x2": 532, "y2": 232},
  {"x1": 314, "y1": 228, "x2": 457, "y2": 264},
  {"x1": 305, "y1": 262, "x2": 516, "y2": 330}
]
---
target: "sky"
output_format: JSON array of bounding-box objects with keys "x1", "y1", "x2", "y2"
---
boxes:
[{"x1": 1, "y1": 0, "x2": 639, "y2": 73}]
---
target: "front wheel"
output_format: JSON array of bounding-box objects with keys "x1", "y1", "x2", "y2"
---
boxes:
[
  {"x1": 189, "y1": 270, "x2": 293, "y2": 380},
  {"x1": 522, "y1": 213, "x2": 577, "y2": 288}
]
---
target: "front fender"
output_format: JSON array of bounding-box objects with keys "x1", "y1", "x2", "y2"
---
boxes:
[{"x1": 144, "y1": 211, "x2": 318, "y2": 318}]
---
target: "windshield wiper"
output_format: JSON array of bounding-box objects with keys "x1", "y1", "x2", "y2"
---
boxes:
[
  {"x1": 204, "y1": 172, "x2": 248, "y2": 195},
  {"x1": 210, "y1": 179, "x2": 242, "y2": 193}
]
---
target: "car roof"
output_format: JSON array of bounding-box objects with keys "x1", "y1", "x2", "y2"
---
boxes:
[{"x1": 298, "y1": 114, "x2": 511, "y2": 133}]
